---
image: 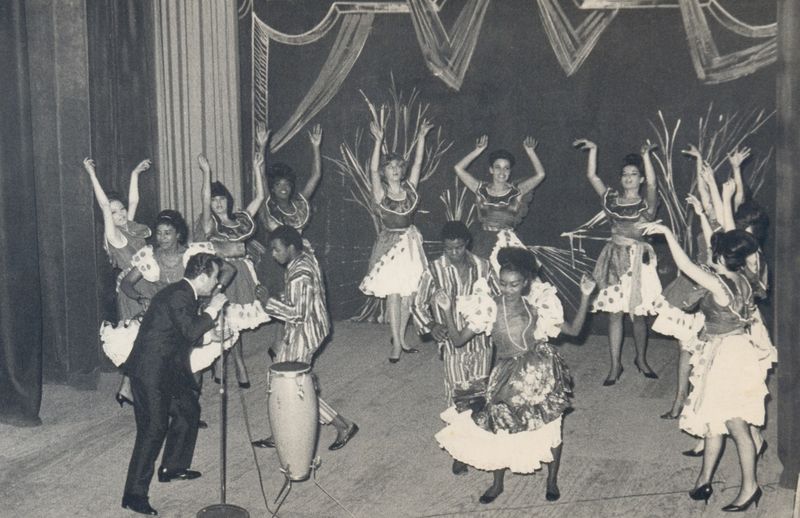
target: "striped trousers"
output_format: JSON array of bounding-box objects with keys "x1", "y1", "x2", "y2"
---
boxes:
[
  {"x1": 441, "y1": 340, "x2": 492, "y2": 406},
  {"x1": 276, "y1": 338, "x2": 337, "y2": 425}
]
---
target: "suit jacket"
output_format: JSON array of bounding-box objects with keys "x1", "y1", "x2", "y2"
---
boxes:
[{"x1": 123, "y1": 279, "x2": 215, "y2": 391}]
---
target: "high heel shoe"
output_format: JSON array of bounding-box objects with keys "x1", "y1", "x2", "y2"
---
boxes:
[
  {"x1": 115, "y1": 392, "x2": 134, "y2": 408},
  {"x1": 660, "y1": 410, "x2": 680, "y2": 419},
  {"x1": 689, "y1": 483, "x2": 713, "y2": 504},
  {"x1": 757, "y1": 440, "x2": 768, "y2": 459},
  {"x1": 602, "y1": 366, "x2": 624, "y2": 386},
  {"x1": 682, "y1": 448, "x2": 704, "y2": 457},
  {"x1": 721, "y1": 486, "x2": 762, "y2": 512},
  {"x1": 633, "y1": 358, "x2": 658, "y2": 379}
]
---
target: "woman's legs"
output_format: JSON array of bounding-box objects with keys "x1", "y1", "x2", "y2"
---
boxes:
[
  {"x1": 605, "y1": 312, "x2": 624, "y2": 383},
  {"x1": 726, "y1": 418, "x2": 759, "y2": 505},
  {"x1": 546, "y1": 444, "x2": 563, "y2": 499},
  {"x1": 480, "y1": 469, "x2": 505, "y2": 503},
  {"x1": 664, "y1": 348, "x2": 691, "y2": 417},
  {"x1": 230, "y1": 339, "x2": 250, "y2": 386},
  {"x1": 695, "y1": 434, "x2": 724, "y2": 488},
  {"x1": 631, "y1": 315, "x2": 656, "y2": 376},
  {"x1": 398, "y1": 295, "x2": 413, "y2": 350},
  {"x1": 387, "y1": 294, "x2": 403, "y2": 360}
]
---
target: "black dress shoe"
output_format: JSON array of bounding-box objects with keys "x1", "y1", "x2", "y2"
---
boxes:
[
  {"x1": 197, "y1": 420, "x2": 208, "y2": 429},
  {"x1": 121, "y1": 494, "x2": 158, "y2": 515},
  {"x1": 252, "y1": 436, "x2": 276, "y2": 448},
  {"x1": 157, "y1": 467, "x2": 201, "y2": 482},
  {"x1": 682, "y1": 448, "x2": 704, "y2": 457},
  {"x1": 116, "y1": 392, "x2": 134, "y2": 408},
  {"x1": 238, "y1": 381, "x2": 251, "y2": 389},
  {"x1": 546, "y1": 486, "x2": 561, "y2": 501},
  {"x1": 329, "y1": 423, "x2": 359, "y2": 450},
  {"x1": 401, "y1": 346, "x2": 420, "y2": 354},
  {"x1": 452, "y1": 460, "x2": 468, "y2": 475},
  {"x1": 479, "y1": 488, "x2": 502, "y2": 504},
  {"x1": 388, "y1": 357, "x2": 400, "y2": 364}
]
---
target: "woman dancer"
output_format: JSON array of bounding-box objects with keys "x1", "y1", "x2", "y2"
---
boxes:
[
  {"x1": 83, "y1": 157, "x2": 152, "y2": 406},
  {"x1": 453, "y1": 135, "x2": 546, "y2": 270},
  {"x1": 359, "y1": 112, "x2": 433, "y2": 362},
  {"x1": 641, "y1": 223, "x2": 774, "y2": 511},
  {"x1": 196, "y1": 153, "x2": 269, "y2": 387},
  {"x1": 574, "y1": 139, "x2": 661, "y2": 385},
  {"x1": 435, "y1": 247, "x2": 595, "y2": 504}
]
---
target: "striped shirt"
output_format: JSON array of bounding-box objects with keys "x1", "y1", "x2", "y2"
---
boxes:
[{"x1": 264, "y1": 250, "x2": 330, "y2": 364}]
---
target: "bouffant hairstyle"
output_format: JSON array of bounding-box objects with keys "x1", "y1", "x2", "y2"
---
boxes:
[
  {"x1": 488, "y1": 149, "x2": 516, "y2": 169},
  {"x1": 621, "y1": 153, "x2": 644, "y2": 174},
  {"x1": 380, "y1": 152, "x2": 408, "y2": 179},
  {"x1": 155, "y1": 209, "x2": 189, "y2": 246},
  {"x1": 267, "y1": 163, "x2": 297, "y2": 195},
  {"x1": 734, "y1": 200, "x2": 769, "y2": 245},
  {"x1": 497, "y1": 246, "x2": 539, "y2": 295},
  {"x1": 210, "y1": 181, "x2": 235, "y2": 219},
  {"x1": 710, "y1": 229, "x2": 759, "y2": 271}
]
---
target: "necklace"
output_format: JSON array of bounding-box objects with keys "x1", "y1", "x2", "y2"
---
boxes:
[
  {"x1": 501, "y1": 296, "x2": 532, "y2": 352},
  {"x1": 275, "y1": 198, "x2": 298, "y2": 217}
]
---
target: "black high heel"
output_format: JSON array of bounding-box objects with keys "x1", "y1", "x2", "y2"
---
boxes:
[
  {"x1": 633, "y1": 358, "x2": 658, "y2": 379},
  {"x1": 721, "y1": 486, "x2": 761, "y2": 512},
  {"x1": 660, "y1": 410, "x2": 680, "y2": 419},
  {"x1": 115, "y1": 392, "x2": 134, "y2": 408},
  {"x1": 682, "y1": 448, "x2": 704, "y2": 457},
  {"x1": 602, "y1": 366, "x2": 624, "y2": 386},
  {"x1": 689, "y1": 483, "x2": 713, "y2": 504}
]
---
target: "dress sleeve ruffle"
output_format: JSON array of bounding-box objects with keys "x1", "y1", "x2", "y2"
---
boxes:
[
  {"x1": 131, "y1": 245, "x2": 160, "y2": 283},
  {"x1": 456, "y1": 277, "x2": 497, "y2": 335},
  {"x1": 652, "y1": 295, "x2": 706, "y2": 343},
  {"x1": 526, "y1": 281, "x2": 564, "y2": 340},
  {"x1": 182, "y1": 242, "x2": 217, "y2": 266}
]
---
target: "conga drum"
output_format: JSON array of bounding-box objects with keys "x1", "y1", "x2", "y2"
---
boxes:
[{"x1": 267, "y1": 361, "x2": 318, "y2": 481}]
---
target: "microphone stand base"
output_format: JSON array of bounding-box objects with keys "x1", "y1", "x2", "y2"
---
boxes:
[{"x1": 196, "y1": 503, "x2": 250, "y2": 518}]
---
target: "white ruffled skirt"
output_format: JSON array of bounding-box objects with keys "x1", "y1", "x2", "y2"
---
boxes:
[{"x1": 360, "y1": 226, "x2": 427, "y2": 298}]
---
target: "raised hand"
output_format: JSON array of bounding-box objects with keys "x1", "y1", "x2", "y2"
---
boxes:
[
  {"x1": 721, "y1": 178, "x2": 736, "y2": 200},
  {"x1": 83, "y1": 157, "x2": 96, "y2": 175},
  {"x1": 418, "y1": 119, "x2": 434, "y2": 138},
  {"x1": 727, "y1": 147, "x2": 751, "y2": 168},
  {"x1": 579, "y1": 274, "x2": 596, "y2": 296},
  {"x1": 523, "y1": 136, "x2": 538, "y2": 152},
  {"x1": 255, "y1": 122, "x2": 270, "y2": 148},
  {"x1": 197, "y1": 154, "x2": 210, "y2": 172},
  {"x1": 638, "y1": 221, "x2": 670, "y2": 236},
  {"x1": 308, "y1": 124, "x2": 322, "y2": 147},
  {"x1": 686, "y1": 194, "x2": 704, "y2": 215},
  {"x1": 699, "y1": 162, "x2": 715, "y2": 186},
  {"x1": 681, "y1": 144, "x2": 702, "y2": 160},
  {"x1": 133, "y1": 159, "x2": 152, "y2": 174},
  {"x1": 369, "y1": 119, "x2": 385, "y2": 141},
  {"x1": 640, "y1": 139, "x2": 658, "y2": 155},
  {"x1": 572, "y1": 139, "x2": 596, "y2": 152},
  {"x1": 474, "y1": 135, "x2": 488, "y2": 153}
]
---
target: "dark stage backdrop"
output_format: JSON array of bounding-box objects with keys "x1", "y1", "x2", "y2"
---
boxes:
[{"x1": 243, "y1": 1, "x2": 776, "y2": 323}]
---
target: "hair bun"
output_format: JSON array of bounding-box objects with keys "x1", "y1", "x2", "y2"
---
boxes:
[{"x1": 497, "y1": 246, "x2": 538, "y2": 276}]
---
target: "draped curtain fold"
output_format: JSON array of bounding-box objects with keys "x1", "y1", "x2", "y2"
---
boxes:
[
  {"x1": 407, "y1": 0, "x2": 490, "y2": 91},
  {"x1": 153, "y1": 0, "x2": 243, "y2": 235},
  {"x1": 267, "y1": 13, "x2": 374, "y2": 152}
]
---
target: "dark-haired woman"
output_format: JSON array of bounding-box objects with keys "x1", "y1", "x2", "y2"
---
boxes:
[
  {"x1": 435, "y1": 247, "x2": 595, "y2": 504},
  {"x1": 359, "y1": 113, "x2": 433, "y2": 362},
  {"x1": 641, "y1": 223, "x2": 774, "y2": 511},
  {"x1": 453, "y1": 135, "x2": 546, "y2": 272},
  {"x1": 196, "y1": 153, "x2": 269, "y2": 387},
  {"x1": 574, "y1": 139, "x2": 661, "y2": 385},
  {"x1": 84, "y1": 157, "x2": 152, "y2": 406}
]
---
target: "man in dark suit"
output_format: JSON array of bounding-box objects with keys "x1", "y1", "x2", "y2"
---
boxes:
[{"x1": 121, "y1": 253, "x2": 227, "y2": 516}]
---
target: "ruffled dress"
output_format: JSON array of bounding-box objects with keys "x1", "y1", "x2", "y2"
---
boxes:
[
  {"x1": 435, "y1": 280, "x2": 570, "y2": 473},
  {"x1": 100, "y1": 243, "x2": 241, "y2": 373},
  {"x1": 471, "y1": 182, "x2": 533, "y2": 274},
  {"x1": 675, "y1": 271, "x2": 776, "y2": 437},
  {"x1": 104, "y1": 221, "x2": 152, "y2": 320},
  {"x1": 360, "y1": 182, "x2": 428, "y2": 298},
  {"x1": 197, "y1": 212, "x2": 270, "y2": 332},
  {"x1": 591, "y1": 189, "x2": 661, "y2": 315}
]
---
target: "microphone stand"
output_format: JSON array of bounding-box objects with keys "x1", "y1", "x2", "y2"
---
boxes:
[{"x1": 197, "y1": 303, "x2": 249, "y2": 518}]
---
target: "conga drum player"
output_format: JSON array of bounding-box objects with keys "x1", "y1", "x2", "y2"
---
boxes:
[{"x1": 252, "y1": 225, "x2": 359, "y2": 450}]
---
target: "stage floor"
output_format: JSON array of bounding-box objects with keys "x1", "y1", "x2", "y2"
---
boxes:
[{"x1": 1, "y1": 321, "x2": 793, "y2": 517}]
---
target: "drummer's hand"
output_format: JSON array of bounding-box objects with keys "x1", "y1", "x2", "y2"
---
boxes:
[
  {"x1": 255, "y1": 285, "x2": 269, "y2": 306},
  {"x1": 431, "y1": 323, "x2": 449, "y2": 342},
  {"x1": 433, "y1": 289, "x2": 452, "y2": 310}
]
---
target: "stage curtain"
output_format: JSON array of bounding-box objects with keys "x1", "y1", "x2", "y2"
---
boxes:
[
  {"x1": 152, "y1": 0, "x2": 243, "y2": 237},
  {"x1": 0, "y1": 0, "x2": 42, "y2": 426},
  {"x1": 776, "y1": 0, "x2": 800, "y2": 490},
  {"x1": 268, "y1": 13, "x2": 374, "y2": 152}
]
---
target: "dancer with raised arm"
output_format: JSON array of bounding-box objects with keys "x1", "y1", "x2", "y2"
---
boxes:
[
  {"x1": 252, "y1": 226, "x2": 359, "y2": 451},
  {"x1": 453, "y1": 135, "x2": 546, "y2": 270},
  {"x1": 640, "y1": 222, "x2": 774, "y2": 511},
  {"x1": 574, "y1": 139, "x2": 661, "y2": 385},
  {"x1": 83, "y1": 157, "x2": 152, "y2": 407},
  {"x1": 435, "y1": 247, "x2": 595, "y2": 504},
  {"x1": 360, "y1": 110, "x2": 433, "y2": 362}
]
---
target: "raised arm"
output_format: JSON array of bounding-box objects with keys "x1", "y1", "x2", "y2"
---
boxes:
[
  {"x1": 517, "y1": 136, "x2": 546, "y2": 196},
  {"x1": 299, "y1": 124, "x2": 323, "y2": 199},
  {"x1": 407, "y1": 119, "x2": 433, "y2": 189},
  {"x1": 83, "y1": 158, "x2": 125, "y2": 248},
  {"x1": 641, "y1": 223, "x2": 729, "y2": 304},
  {"x1": 686, "y1": 194, "x2": 714, "y2": 255},
  {"x1": 683, "y1": 145, "x2": 716, "y2": 222},
  {"x1": 119, "y1": 267, "x2": 148, "y2": 309},
  {"x1": 699, "y1": 162, "x2": 725, "y2": 225},
  {"x1": 197, "y1": 154, "x2": 213, "y2": 236},
  {"x1": 641, "y1": 141, "x2": 658, "y2": 218},
  {"x1": 369, "y1": 114, "x2": 386, "y2": 203},
  {"x1": 720, "y1": 178, "x2": 737, "y2": 231},
  {"x1": 573, "y1": 139, "x2": 606, "y2": 197},
  {"x1": 559, "y1": 275, "x2": 595, "y2": 336},
  {"x1": 727, "y1": 146, "x2": 750, "y2": 212},
  {"x1": 127, "y1": 159, "x2": 151, "y2": 221},
  {"x1": 453, "y1": 135, "x2": 487, "y2": 193},
  {"x1": 244, "y1": 152, "x2": 265, "y2": 217}
]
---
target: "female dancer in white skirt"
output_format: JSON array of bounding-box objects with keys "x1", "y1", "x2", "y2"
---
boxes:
[
  {"x1": 574, "y1": 139, "x2": 662, "y2": 385},
  {"x1": 641, "y1": 223, "x2": 775, "y2": 511},
  {"x1": 359, "y1": 111, "x2": 433, "y2": 362},
  {"x1": 434, "y1": 247, "x2": 595, "y2": 504}
]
